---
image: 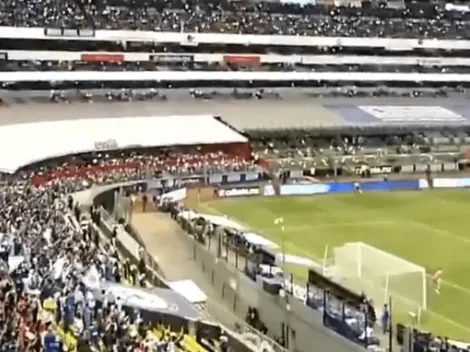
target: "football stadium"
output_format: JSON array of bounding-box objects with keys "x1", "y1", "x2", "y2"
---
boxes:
[
  {"x1": 199, "y1": 190, "x2": 470, "y2": 341},
  {"x1": 5, "y1": 2, "x2": 470, "y2": 352}
]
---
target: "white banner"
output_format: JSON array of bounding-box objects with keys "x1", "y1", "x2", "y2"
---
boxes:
[
  {"x1": 159, "y1": 188, "x2": 187, "y2": 205},
  {"x1": 218, "y1": 187, "x2": 260, "y2": 198},
  {"x1": 359, "y1": 106, "x2": 465, "y2": 122}
]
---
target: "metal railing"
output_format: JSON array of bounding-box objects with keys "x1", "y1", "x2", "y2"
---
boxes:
[{"x1": 100, "y1": 205, "x2": 285, "y2": 352}]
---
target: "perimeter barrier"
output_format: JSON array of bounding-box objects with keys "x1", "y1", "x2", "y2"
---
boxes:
[
  {"x1": 419, "y1": 177, "x2": 470, "y2": 189},
  {"x1": 7, "y1": 70, "x2": 470, "y2": 82},
  {"x1": 91, "y1": 176, "x2": 470, "y2": 352},
  {"x1": 264, "y1": 179, "x2": 421, "y2": 196},
  {"x1": 91, "y1": 180, "x2": 282, "y2": 352}
]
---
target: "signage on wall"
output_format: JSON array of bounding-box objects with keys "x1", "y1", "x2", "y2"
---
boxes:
[
  {"x1": 81, "y1": 54, "x2": 124, "y2": 63},
  {"x1": 355, "y1": 165, "x2": 392, "y2": 175},
  {"x1": 218, "y1": 187, "x2": 260, "y2": 198},
  {"x1": 150, "y1": 54, "x2": 194, "y2": 63},
  {"x1": 94, "y1": 139, "x2": 119, "y2": 150}
]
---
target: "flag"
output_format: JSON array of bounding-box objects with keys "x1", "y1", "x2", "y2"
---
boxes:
[{"x1": 274, "y1": 217, "x2": 284, "y2": 225}]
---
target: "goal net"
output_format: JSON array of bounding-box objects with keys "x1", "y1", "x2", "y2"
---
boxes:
[{"x1": 333, "y1": 242, "x2": 427, "y2": 315}]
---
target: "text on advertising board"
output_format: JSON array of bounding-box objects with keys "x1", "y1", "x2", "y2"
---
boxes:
[
  {"x1": 219, "y1": 187, "x2": 260, "y2": 197},
  {"x1": 355, "y1": 165, "x2": 392, "y2": 175},
  {"x1": 94, "y1": 139, "x2": 119, "y2": 150},
  {"x1": 150, "y1": 54, "x2": 194, "y2": 63}
]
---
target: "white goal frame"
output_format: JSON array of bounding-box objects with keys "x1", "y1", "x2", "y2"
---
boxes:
[{"x1": 333, "y1": 242, "x2": 427, "y2": 312}]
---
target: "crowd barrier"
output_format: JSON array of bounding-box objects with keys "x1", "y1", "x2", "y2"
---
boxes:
[
  {"x1": 91, "y1": 182, "x2": 270, "y2": 352},
  {"x1": 5, "y1": 71, "x2": 470, "y2": 82},
  {"x1": 3, "y1": 50, "x2": 468, "y2": 67},
  {"x1": 1, "y1": 26, "x2": 468, "y2": 51},
  {"x1": 264, "y1": 179, "x2": 421, "y2": 196},
  {"x1": 34, "y1": 165, "x2": 262, "y2": 187},
  {"x1": 86, "y1": 175, "x2": 470, "y2": 352},
  {"x1": 93, "y1": 178, "x2": 364, "y2": 352}
]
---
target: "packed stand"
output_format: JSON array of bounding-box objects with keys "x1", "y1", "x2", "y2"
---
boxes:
[
  {"x1": 0, "y1": 0, "x2": 90, "y2": 28},
  {"x1": 0, "y1": 145, "x2": 254, "y2": 351},
  {"x1": 7, "y1": 87, "x2": 469, "y2": 107},
  {"x1": 0, "y1": 179, "x2": 160, "y2": 351},
  {"x1": 1, "y1": 0, "x2": 470, "y2": 39},
  {"x1": 0, "y1": 181, "x2": 200, "y2": 352},
  {"x1": 26, "y1": 149, "x2": 258, "y2": 186}
]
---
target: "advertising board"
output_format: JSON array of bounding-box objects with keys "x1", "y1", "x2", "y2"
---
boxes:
[
  {"x1": 81, "y1": 54, "x2": 124, "y2": 62},
  {"x1": 150, "y1": 54, "x2": 194, "y2": 63},
  {"x1": 355, "y1": 165, "x2": 392, "y2": 175},
  {"x1": 218, "y1": 187, "x2": 260, "y2": 198},
  {"x1": 180, "y1": 176, "x2": 205, "y2": 186},
  {"x1": 265, "y1": 180, "x2": 420, "y2": 196},
  {"x1": 424, "y1": 178, "x2": 470, "y2": 189},
  {"x1": 223, "y1": 55, "x2": 260, "y2": 65}
]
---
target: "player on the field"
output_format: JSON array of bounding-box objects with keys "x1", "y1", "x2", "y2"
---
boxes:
[{"x1": 433, "y1": 268, "x2": 443, "y2": 295}]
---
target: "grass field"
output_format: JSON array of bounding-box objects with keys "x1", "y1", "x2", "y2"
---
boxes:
[{"x1": 197, "y1": 190, "x2": 470, "y2": 341}]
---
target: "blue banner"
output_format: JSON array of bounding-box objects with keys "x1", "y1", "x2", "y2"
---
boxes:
[{"x1": 265, "y1": 180, "x2": 420, "y2": 197}]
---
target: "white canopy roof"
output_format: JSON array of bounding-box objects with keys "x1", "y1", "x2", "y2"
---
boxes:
[
  {"x1": 168, "y1": 280, "x2": 207, "y2": 304},
  {"x1": 243, "y1": 232, "x2": 279, "y2": 249},
  {"x1": 0, "y1": 115, "x2": 247, "y2": 173},
  {"x1": 274, "y1": 254, "x2": 317, "y2": 268},
  {"x1": 199, "y1": 214, "x2": 247, "y2": 231}
]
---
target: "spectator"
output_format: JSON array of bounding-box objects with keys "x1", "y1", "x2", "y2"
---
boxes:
[{"x1": 381, "y1": 304, "x2": 390, "y2": 334}]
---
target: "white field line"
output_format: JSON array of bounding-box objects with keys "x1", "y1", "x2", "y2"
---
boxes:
[
  {"x1": 198, "y1": 202, "x2": 470, "y2": 334},
  {"x1": 259, "y1": 219, "x2": 398, "y2": 233},
  {"x1": 403, "y1": 219, "x2": 470, "y2": 246},
  {"x1": 395, "y1": 219, "x2": 470, "y2": 295}
]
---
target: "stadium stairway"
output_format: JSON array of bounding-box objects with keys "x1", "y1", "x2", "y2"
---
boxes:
[{"x1": 72, "y1": 210, "x2": 210, "y2": 352}]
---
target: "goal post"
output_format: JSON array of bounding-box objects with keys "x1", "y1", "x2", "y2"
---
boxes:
[{"x1": 333, "y1": 242, "x2": 427, "y2": 315}]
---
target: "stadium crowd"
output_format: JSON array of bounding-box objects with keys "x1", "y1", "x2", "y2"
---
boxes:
[
  {"x1": 1, "y1": 0, "x2": 470, "y2": 39},
  {"x1": 40, "y1": 87, "x2": 470, "y2": 103},
  {"x1": 4, "y1": 61, "x2": 470, "y2": 75},
  {"x1": 0, "y1": 0, "x2": 468, "y2": 350},
  {"x1": 25, "y1": 149, "x2": 257, "y2": 186},
  {"x1": 0, "y1": 145, "x2": 258, "y2": 351},
  {"x1": 0, "y1": 171, "x2": 164, "y2": 351}
]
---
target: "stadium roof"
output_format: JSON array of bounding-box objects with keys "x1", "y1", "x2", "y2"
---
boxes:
[
  {"x1": 0, "y1": 115, "x2": 247, "y2": 173},
  {"x1": 168, "y1": 280, "x2": 208, "y2": 305},
  {"x1": 3, "y1": 93, "x2": 470, "y2": 130},
  {"x1": 93, "y1": 281, "x2": 208, "y2": 321}
]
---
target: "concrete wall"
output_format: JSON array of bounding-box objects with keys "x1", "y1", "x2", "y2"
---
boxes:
[
  {"x1": 88, "y1": 181, "x2": 364, "y2": 352},
  {"x1": 181, "y1": 233, "x2": 364, "y2": 352}
]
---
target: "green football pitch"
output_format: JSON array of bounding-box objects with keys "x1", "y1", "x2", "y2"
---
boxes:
[{"x1": 196, "y1": 190, "x2": 470, "y2": 341}]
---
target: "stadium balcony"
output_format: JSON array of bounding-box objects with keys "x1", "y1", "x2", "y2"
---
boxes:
[
  {"x1": 1, "y1": 148, "x2": 255, "y2": 352},
  {"x1": 5, "y1": 61, "x2": 470, "y2": 75},
  {"x1": 26, "y1": 150, "x2": 258, "y2": 186},
  {"x1": 250, "y1": 130, "x2": 469, "y2": 177}
]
